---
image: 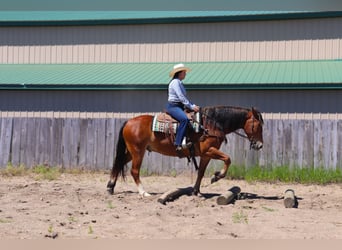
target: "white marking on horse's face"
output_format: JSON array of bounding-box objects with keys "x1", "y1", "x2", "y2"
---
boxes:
[{"x1": 254, "y1": 141, "x2": 263, "y2": 150}]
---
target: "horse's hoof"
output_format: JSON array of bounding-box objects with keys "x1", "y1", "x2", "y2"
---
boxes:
[
  {"x1": 211, "y1": 171, "x2": 222, "y2": 183},
  {"x1": 107, "y1": 188, "x2": 114, "y2": 195},
  {"x1": 210, "y1": 175, "x2": 218, "y2": 184},
  {"x1": 193, "y1": 189, "x2": 199, "y2": 196},
  {"x1": 106, "y1": 181, "x2": 115, "y2": 195},
  {"x1": 140, "y1": 191, "x2": 151, "y2": 197}
]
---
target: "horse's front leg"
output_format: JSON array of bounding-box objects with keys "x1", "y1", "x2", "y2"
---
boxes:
[
  {"x1": 193, "y1": 147, "x2": 231, "y2": 195},
  {"x1": 204, "y1": 147, "x2": 231, "y2": 184},
  {"x1": 193, "y1": 157, "x2": 210, "y2": 195}
]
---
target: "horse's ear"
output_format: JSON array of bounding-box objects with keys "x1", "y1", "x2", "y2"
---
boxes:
[
  {"x1": 251, "y1": 107, "x2": 257, "y2": 116},
  {"x1": 251, "y1": 107, "x2": 263, "y2": 124}
]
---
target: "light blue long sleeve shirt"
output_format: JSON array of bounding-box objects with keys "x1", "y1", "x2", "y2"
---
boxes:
[{"x1": 168, "y1": 79, "x2": 196, "y2": 110}]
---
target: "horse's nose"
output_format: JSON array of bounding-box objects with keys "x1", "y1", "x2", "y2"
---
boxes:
[{"x1": 256, "y1": 141, "x2": 263, "y2": 150}]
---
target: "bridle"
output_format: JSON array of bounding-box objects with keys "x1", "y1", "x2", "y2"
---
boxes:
[
  {"x1": 233, "y1": 115, "x2": 258, "y2": 150},
  {"x1": 197, "y1": 109, "x2": 261, "y2": 149}
]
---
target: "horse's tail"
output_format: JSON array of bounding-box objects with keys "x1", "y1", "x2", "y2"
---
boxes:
[{"x1": 112, "y1": 121, "x2": 129, "y2": 180}]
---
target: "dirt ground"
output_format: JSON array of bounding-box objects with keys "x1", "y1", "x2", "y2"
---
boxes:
[{"x1": 0, "y1": 172, "x2": 341, "y2": 239}]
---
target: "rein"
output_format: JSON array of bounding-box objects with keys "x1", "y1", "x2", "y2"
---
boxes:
[
  {"x1": 203, "y1": 111, "x2": 257, "y2": 149},
  {"x1": 233, "y1": 130, "x2": 248, "y2": 139},
  {"x1": 234, "y1": 116, "x2": 257, "y2": 150},
  {"x1": 233, "y1": 115, "x2": 255, "y2": 139},
  {"x1": 197, "y1": 108, "x2": 258, "y2": 149}
]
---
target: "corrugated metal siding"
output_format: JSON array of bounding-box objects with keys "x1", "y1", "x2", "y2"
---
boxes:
[
  {"x1": 1, "y1": 17, "x2": 342, "y2": 64},
  {"x1": 0, "y1": 89, "x2": 341, "y2": 113}
]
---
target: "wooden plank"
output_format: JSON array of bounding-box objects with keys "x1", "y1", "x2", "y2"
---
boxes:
[
  {"x1": 61, "y1": 119, "x2": 72, "y2": 168},
  {"x1": 41, "y1": 118, "x2": 53, "y2": 166},
  {"x1": 337, "y1": 120, "x2": 342, "y2": 170},
  {"x1": 32, "y1": 117, "x2": 41, "y2": 166},
  {"x1": 313, "y1": 119, "x2": 323, "y2": 168},
  {"x1": 282, "y1": 119, "x2": 293, "y2": 167},
  {"x1": 50, "y1": 118, "x2": 63, "y2": 167},
  {"x1": 24, "y1": 118, "x2": 38, "y2": 168},
  {"x1": 61, "y1": 118, "x2": 81, "y2": 168},
  {"x1": 85, "y1": 118, "x2": 95, "y2": 169},
  {"x1": 303, "y1": 120, "x2": 314, "y2": 168},
  {"x1": 330, "y1": 120, "x2": 338, "y2": 169},
  {"x1": 34, "y1": 117, "x2": 51, "y2": 167},
  {"x1": 19, "y1": 117, "x2": 28, "y2": 167},
  {"x1": 270, "y1": 118, "x2": 280, "y2": 166},
  {"x1": 70, "y1": 119, "x2": 81, "y2": 167},
  {"x1": 104, "y1": 118, "x2": 115, "y2": 170},
  {"x1": 295, "y1": 119, "x2": 304, "y2": 168},
  {"x1": 35, "y1": 118, "x2": 50, "y2": 165},
  {"x1": 0, "y1": 117, "x2": 13, "y2": 167},
  {"x1": 261, "y1": 119, "x2": 273, "y2": 168},
  {"x1": 11, "y1": 117, "x2": 22, "y2": 166},
  {"x1": 289, "y1": 119, "x2": 299, "y2": 168},
  {"x1": 237, "y1": 132, "x2": 246, "y2": 167},
  {"x1": 78, "y1": 119, "x2": 88, "y2": 167},
  {"x1": 95, "y1": 118, "x2": 106, "y2": 170},
  {"x1": 321, "y1": 120, "x2": 332, "y2": 169}
]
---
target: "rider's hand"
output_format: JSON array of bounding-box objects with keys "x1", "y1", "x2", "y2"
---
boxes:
[{"x1": 193, "y1": 105, "x2": 200, "y2": 112}]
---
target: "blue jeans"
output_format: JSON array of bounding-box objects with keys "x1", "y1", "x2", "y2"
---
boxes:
[{"x1": 166, "y1": 103, "x2": 189, "y2": 146}]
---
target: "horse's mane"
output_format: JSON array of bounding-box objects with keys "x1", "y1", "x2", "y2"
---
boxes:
[{"x1": 201, "y1": 106, "x2": 263, "y2": 131}]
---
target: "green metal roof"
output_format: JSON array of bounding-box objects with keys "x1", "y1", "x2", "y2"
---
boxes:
[
  {"x1": 1, "y1": 60, "x2": 342, "y2": 90},
  {"x1": 0, "y1": 11, "x2": 341, "y2": 26}
]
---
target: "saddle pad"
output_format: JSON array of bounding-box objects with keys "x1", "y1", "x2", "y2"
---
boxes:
[{"x1": 152, "y1": 112, "x2": 201, "y2": 133}]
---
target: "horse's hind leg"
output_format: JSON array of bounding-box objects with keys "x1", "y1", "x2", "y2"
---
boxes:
[
  {"x1": 130, "y1": 149, "x2": 151, "y2": 197},
  {"x1": 107, "y1": 154, "x2": 132, "y2": 194}
]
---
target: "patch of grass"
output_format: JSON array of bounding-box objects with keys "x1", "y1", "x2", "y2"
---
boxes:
[
  {"x1": 139, "y1": 167, "x2": 149, "y2": 177},
  {"x1": 232, "y1": 210, "x2": 248, "y2": 224},
  {"x1": 226, "y1": 165, "x2": 342, "y2": 184},
  {"x1": 169, "y1": 169, "x2": 177, "y2": 177},
  {"x1": 88, "y1": 225, "x2": 94, "y2": 234},
  {"x1": 63, "y1": 168, "x2": 84, "y2": 175},
  {"x1": 107, "y1": 200, "x2": 114, "y2": 209},
  {"x1": 0, "y1": 218, "x2": 12, "y2": 223},
  {"x1": 226, "y1": 164, "x2": 247, "y2": 180},
  {"x1": 68, "y1": 216, "x2": 77, "y2": 223},
  {"x1": 1, "y1": 164, "x2": 27, "y2": 177},
  {"x1": 262, "y1": 206, "x2": 276, "y2": 212},
  {"x1": 48, "y1": 225, "x2": 54, "y2": 233},
  {"x1": 32, "y1": 165, "x2": 61, "y2": 180},
  {"x1": 1, "y1": 164, "x2": 63, "y2": 180}
]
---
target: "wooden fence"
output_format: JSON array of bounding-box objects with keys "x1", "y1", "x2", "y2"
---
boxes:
[{"x1": 0, "y1": 111, "x2": 341, "y2": 174}]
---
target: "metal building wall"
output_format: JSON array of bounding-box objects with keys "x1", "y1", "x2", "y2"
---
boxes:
[
  {"x1": 0, "y1": 89, "x2": 341, "y2": 113},
  {"x1": 0, "y1": 17, "x2": 342, "y2": 64}
]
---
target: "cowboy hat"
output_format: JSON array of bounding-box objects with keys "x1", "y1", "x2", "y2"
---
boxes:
[{"x1": 169, "y1": 63, "x2": 191, "y2": 77}]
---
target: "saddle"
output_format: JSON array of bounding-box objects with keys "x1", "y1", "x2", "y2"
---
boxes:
[
  {"x1": 152, "y1": 111, "x2": 201, "y2": 134},
  {"x1": 152, "y1": 111, "x2": 202, "y2": 169}
]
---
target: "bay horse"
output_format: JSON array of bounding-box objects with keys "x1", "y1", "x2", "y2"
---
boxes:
[{"x1": 107, "y1": 106, "x2": 264, "y2": 197}]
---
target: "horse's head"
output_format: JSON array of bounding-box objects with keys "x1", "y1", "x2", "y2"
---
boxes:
[{"x1": 243, "y1": 107, "x2": 264, "y2": 150}]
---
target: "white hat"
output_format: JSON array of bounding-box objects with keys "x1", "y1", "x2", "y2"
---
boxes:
[{"x1": 169, "y1": 63, "x2": 191, "y2": 77}]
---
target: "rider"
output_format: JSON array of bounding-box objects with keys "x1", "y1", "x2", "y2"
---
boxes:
[{"x1": 166, "y1": 63, "x2": 200, "y2": 152}]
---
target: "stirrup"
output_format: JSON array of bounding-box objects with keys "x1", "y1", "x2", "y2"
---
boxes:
[{"x1": 181, "y1": 138, "x2": 192, "y2": 149}]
